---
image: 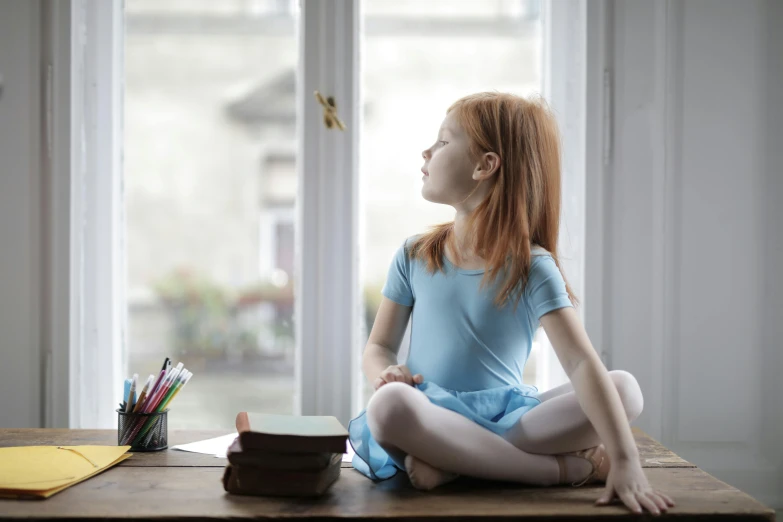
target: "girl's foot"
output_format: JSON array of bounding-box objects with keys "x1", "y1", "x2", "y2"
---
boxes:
[
  {"x1": 555, "y1": 444, "x2": 611, "y2": 487},
  {"x1": 404, "y1": 454, "x2": 459, "y2": 490}
]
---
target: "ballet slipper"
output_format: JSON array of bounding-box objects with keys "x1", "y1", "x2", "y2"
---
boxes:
[{"x1": 555, "y1": 443, "x2": 611, "y2": 487}]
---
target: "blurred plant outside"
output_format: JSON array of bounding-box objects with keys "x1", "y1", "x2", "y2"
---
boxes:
[
  {"x1": 152, "y1": 268, "x2": 293, "y2": 363},
  {"x1": 152, "y1": 268, "x2": 387, "y2": 364}
]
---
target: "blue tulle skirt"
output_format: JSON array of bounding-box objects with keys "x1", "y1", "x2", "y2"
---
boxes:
[{"x1": 348, "y1": 381, "x2": 542, "y2": 480}]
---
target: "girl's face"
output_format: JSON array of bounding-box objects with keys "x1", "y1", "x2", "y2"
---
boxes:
[{"x1": 420, "y1": 111, "x2": 481, "y2": 208}]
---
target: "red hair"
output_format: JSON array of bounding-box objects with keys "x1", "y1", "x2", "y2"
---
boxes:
[{"x1": 409, "y1": 92, "x2": 578, "y2": 309}]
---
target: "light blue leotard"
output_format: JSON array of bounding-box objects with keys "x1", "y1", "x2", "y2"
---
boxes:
[{"x1": 349, "y1": 237, "x2": 574, "y2": 480}]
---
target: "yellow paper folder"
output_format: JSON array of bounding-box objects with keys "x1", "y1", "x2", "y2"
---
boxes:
[{"x1": 0, "y1": 445, "x2": 132, "y2": 499}]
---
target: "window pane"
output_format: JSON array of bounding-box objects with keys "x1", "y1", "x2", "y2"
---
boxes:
[
  {"x1": 359, "y1": 0, "x2": 544, "y2": 408},
  {"x1": 124, "y1": 0, "x2": 298, "y2": 429},
  {"x1": 364, "y1": 0, "x2": 537, "y2": 19}
]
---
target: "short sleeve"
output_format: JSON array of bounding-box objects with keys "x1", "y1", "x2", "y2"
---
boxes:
[
  {"x1": 381, "y1": 241, "x2": 414, "y2": 307},
  {"x1": 525, "y1": 254, "x2": 573, "y2": 322}
]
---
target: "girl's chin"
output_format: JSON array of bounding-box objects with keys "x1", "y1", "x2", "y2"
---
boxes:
[{"x1": 421, "y1": 186, "x2": 447, "y2": 205}]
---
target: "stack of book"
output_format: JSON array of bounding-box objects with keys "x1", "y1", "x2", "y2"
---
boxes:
[{"x1": 222, "y1": 412, "x2": 349, "y2": 497}]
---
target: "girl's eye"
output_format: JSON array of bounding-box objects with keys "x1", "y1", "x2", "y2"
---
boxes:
[{"x1": 438, "y1": 141, "x2": 448, "y2": 146}]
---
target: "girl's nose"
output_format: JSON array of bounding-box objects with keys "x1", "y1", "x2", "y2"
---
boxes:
[{"x1": 422, "y1": 148, "x2": 431, "y2": 159}]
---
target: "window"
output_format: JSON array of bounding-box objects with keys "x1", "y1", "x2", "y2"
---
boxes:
[
  {"x1": 359, "y1": 0, "x2": 547, "y2": 407},
  {"x1": 60, "y1": 0, "x2": 585, "y2": 428},
  {"x1": 124, "y1": 0, "x2": 299, "y2": 428}
]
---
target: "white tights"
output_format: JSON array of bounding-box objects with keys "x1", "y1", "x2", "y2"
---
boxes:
[{"x1": 365, "y1": 370, "x2": 644, "y2": 487}]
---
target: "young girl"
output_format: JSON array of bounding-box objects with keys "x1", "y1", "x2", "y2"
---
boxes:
[{"x1": 348, "y1": 92, "x2": 675, "y2": 516}]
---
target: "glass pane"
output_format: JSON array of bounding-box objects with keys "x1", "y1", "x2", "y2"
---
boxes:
[
  {"x1": 124, "y1": 0, "x2": 298, "y2": 429},
  {"x1": 359, "y1": 0, "x2": 544, "y2": 408},
  {"x1": 364, "y1": 0, "x2": 537, "y2": 19}
]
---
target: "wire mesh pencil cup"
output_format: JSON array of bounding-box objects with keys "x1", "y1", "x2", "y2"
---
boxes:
[{"x1": 117, "y1": 409, "x2": 168, "y2": 451}]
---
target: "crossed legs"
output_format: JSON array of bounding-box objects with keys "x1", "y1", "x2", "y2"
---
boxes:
[{"x1": 365, "y1": 370, "x2": 644, "y2": 489}]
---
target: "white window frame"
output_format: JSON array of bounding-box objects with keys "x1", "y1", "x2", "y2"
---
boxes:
[
  {"x1": 50, "y1": 0, "x2": 590, "y2": 427},
  {"x1": 538, "y1": 0, "x2": 592, "y2": 391},
  {"x1": 583, "y1": 0, "x2": 612, "y2": 373},
  {"x1": 48, "y1": 0, "x2": 362, "y2": 429},
  {"x1": 44, "y1": 0, "x2": 125, "y2": 429},
  {"x1": 296, "y1": 0, "x2": 361, "y2": 427}
]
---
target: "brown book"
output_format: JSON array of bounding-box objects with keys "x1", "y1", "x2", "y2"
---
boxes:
[
  {"x1": 226, "y1": 436, "x2": 338, "y2": 471},
  {"x1": 236, "y1": 412, "x2": 348, "y2": 454},
  {"x1": 222, "y1": 454, "x2": 342, "y2": 497}
]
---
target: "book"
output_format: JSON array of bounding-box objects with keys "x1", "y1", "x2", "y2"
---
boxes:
[
  {"x1": 226, "y1": 437, "x2": 338, "y2": 471},
  {"x1": 235, "y1": 412, "x2": 348, "y2": 454},
  {"x1": 222, "y1": 454, "x2": 342, "y2": 497}
]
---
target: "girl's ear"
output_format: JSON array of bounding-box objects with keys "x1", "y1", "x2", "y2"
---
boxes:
[{"x1": 473, "y1": 152, "x2": 501, "y2": 181}]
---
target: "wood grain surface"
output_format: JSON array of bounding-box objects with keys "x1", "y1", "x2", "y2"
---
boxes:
[
  {"x1": 0, "y1": 427, "x2": 691, "y2": 468},
  {"x1": 0, "y1": 427, "x2": 774, "y2": 522}
]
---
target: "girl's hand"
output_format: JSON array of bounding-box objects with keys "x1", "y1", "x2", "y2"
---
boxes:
[
  {"x1": 595, "y1": 457, "x2": 675, "y2": 516},
  {"x1": 373, "y1": 365, "x2": 423, "y2": 390}
]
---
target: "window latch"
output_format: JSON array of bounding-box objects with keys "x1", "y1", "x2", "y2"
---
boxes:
[{"x1": 314, "y1": 91, "x2": 346, "y2": 131}]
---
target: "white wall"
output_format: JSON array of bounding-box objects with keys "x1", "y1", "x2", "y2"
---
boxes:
[
  {"x1": 601, "y1": 0, "x2": 782, "y2": 508},
  {"x1": 760, "y1": 0, "x2": 783, "y2": 510},
  {"x1": 0, "y1": 0, "x2": 43, "y2": 428}
]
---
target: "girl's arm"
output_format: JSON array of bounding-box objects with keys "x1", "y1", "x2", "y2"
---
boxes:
[
  {"x1": 542, "y1": 306, "x2": 675, "y2": 515},
  {"x1": 539, "y1": 306, "x2": 638, "y2": 462},
  {"x1": 362, "y1": 297, "x2": 414, "y2": 386}
]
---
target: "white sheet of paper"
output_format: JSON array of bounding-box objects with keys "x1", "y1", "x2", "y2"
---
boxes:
[
  {"x1": 171, "y1": 433, "x2": 238, "y2": 458},
  {"x1": 342, "y1": 439, "x2": 355, "y2": 462},
  {"x1": 171, "y1": 433, "x2": 356, "y2": 461}
]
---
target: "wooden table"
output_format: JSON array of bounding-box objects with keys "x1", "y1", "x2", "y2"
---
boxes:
[{"x1": 0, "y1": 428, "x2": 775, "y2": 521}]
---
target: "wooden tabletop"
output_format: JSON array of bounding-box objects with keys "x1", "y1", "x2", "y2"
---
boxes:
[
  {"x1": 0, "y1": 427, "x2": 692, "y2": 469},
  {"x1": 0, "y1": 427, "x2": 775, "y2": 521}
]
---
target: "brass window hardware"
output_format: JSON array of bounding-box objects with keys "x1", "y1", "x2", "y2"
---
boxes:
[{"x1": 314, "y1": 91, "x2": 346, "y2": 131}]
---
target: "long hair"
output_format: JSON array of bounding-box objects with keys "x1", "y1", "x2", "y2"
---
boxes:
[{"x1": 409, "y1": 92, "x2": 578, "y2": 309}]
